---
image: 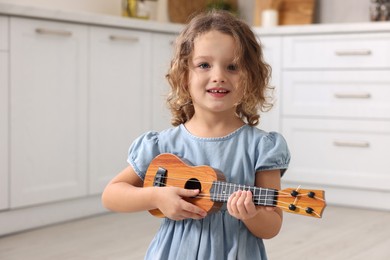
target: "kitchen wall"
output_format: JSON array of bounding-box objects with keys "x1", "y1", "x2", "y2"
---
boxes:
[
  {"x1": 240, "y1": 0, "x2": 371, "y2": 24},
  {"x1": 0, "y1": 0, "x2": 372, "y2": 24},
  {"x1": 314, "y1": 0, "x2": 370, "y2": 23}
]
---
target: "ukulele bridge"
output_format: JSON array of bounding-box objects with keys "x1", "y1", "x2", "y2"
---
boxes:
[{"x1": 153, "y1": 167, "x2": 167, "y2": 187}]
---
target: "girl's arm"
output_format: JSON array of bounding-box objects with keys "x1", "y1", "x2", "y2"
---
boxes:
[
  {"x1": 227, "y1": 169, "x2": 283, "y2": 239},
  {"x1": 101, "y1": 166, "x2": 207, "y2": 220}
]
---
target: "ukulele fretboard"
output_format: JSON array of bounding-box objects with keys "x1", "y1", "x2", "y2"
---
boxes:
[{"x1": 210, "y1": 181, "x2": 278, "y2": 207}]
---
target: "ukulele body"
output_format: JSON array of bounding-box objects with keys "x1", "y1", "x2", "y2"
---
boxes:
[{"x1": 144, "y1": 153, "x2": 226, "y2": 217}]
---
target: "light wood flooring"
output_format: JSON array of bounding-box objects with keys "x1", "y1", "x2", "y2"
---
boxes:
[{"x1": 0, "y1": 206, "x2": 389, "y2": 259}]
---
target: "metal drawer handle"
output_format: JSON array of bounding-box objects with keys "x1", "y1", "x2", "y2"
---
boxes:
[
  {"x1": 334, "y1": 92, "x2": 371, "y2": 99},
  {"x1": 335, "y1": 49, "x2": 372, "y2": 56},
  {"x1": 35, "y1": 28, "x2": 72, "y2": 37},
  {"x1": 333, "y1": 140, "x2": 370, "y2": 148},
  {"x1": 109, "y1": 35, "x2": 139, "y2": 42}
]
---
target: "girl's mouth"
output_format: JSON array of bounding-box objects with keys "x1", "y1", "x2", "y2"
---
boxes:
[
  {"x1": 207, "y1": 89, "x2": 229, "y2": 94},
  {"x1": 206, "y1": 88, "x2": 230, "y2": 98}
]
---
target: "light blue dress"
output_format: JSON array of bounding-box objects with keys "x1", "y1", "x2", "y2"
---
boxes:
[{"x1": 127, "y1": 124, "x2": 290, "y2": 260}]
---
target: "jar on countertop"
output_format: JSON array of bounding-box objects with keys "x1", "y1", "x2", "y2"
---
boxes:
[
  {"x1": 370, "y1": 0, "x2": 390, "y2": 21},
  {"x1": 122, "y1": 0, "x2": 157, "y2": 20}
]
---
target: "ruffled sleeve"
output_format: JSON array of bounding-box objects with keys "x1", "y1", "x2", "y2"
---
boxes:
[
  {"x1": 255, "y1": 132, "x2": 291, "y2": 176},
  {"x1": 127, "y1": 131, "x2": 160, "y2": 180}
]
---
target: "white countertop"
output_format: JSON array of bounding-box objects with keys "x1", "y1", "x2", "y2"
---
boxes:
[
  {"x1": 254, "y1": 21, "x2": 390, "y2": 36},
  {"x1": 0, "y1": 2, "x2": 183, "y2": 34},
  {"x1": 1, "y1": 2, "x2": 390, "y2": 35}
]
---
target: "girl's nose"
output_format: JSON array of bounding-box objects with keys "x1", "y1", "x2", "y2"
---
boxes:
[{"x1": 212, "y1": 67, "x2": 226, "y2": 83}]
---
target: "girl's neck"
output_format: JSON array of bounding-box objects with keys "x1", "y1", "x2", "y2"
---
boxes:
[{"x1": 184, "y1": 113, "x2": 245, "y2": 138}]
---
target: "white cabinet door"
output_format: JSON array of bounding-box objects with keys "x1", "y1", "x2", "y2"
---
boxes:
[
  {"x1": 151, "y1": 32, "x2": 177, "y2": 132},
  {"x1": 89, "y1": 26, "x2": 151, "y2": 194},
  {"x1": 258, "y1": 36, "x2": 282, "y2": 132},
  {"x1": 282, "y1": 118, "x2": 390, "y2": 191},
  {"x1": 10, "y1": 18, "x2": 88, "y2": 208},
  {"x1": 0, "y1": 16, "x2": 8, "y2": 210}
]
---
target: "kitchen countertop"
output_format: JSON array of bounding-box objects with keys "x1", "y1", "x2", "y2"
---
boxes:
[
  {"x1": 254, "y1": 21, "x2": 390, "y2": 36},
  {"x1": 0, "y1": 2, "x2": 183, "y2": 34},
  {"x1": 1, "y1": 2, "x2": 390, "y2": 35}
]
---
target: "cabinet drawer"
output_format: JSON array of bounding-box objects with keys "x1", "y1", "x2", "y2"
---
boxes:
[
  {"x1": 0, "y1": 16, "x2": 8, "y2": 50},
  {"x1": 283, "y1": 33, "x2": 390, "y2": 69},
  {"x1": 282, "y1": 118, "x2": 390, "y2": 191},
  {"x1": 282, "y1": 71, "x2": 390, "y2": 119}
]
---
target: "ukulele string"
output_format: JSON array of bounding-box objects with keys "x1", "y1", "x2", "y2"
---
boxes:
[
  {"x1": 292, "y1": 185, "x2": 301, "y2": 206},
  {"x1": 152, "y1": 179, "x2": 323, "y2": 216},
  {"x1": 152, "y1": 182, "x2": 321, "y2": 218},
  {"x1": 152, "y1": 176, "x2": 325, "y2": 202}
]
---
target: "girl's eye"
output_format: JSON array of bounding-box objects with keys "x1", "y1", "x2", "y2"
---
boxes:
[
  {"x1": 227, "y1": 64, "x2": 238, "y2": 71},
  {"x1": 198, "y1": 63, "x2": 210, "y2": 69}
]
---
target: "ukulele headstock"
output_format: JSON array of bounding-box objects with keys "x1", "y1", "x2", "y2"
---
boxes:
[{"x1": 277, "y1": 188, "x2": 326, "y2": 218}]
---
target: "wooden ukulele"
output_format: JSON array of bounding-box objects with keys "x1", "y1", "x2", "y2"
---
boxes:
[{"x1": 144, "y1": 153, "x2": 326, "y2": 218}]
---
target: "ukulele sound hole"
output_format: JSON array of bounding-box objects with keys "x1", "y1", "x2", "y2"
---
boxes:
[{"x1": 185, "y1": 178, "x2": 202, "y2": 194}]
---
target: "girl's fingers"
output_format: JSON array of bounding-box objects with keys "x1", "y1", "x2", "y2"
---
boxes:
[
  {"x1": 236, "y1": 190, "x2": 248, "y2": 214},
  {"x1": 244, "y1": 191, "x2": 256, "y2": 212},
  {"x1": 181, "y1": 199, "x2": 207, "y2": 218},
  {"x1": 228, "y1": 190, "x2": 258, "y2": 219},
  {"x1": 227, "y1": 190, "x2": 239, "y2": 214}
]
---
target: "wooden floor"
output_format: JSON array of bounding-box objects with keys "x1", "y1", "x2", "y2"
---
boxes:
[{"x1": 0, "y1": 206, "x2": 389, "y2": 259}]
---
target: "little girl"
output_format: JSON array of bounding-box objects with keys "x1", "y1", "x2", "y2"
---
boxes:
[{"x1": 102, "y1": 10, "x2": 290, "y2": 259}]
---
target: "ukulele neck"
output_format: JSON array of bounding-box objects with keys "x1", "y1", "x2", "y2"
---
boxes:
[{"x1": 210, "y1": 181, "x2": 278, "y2": 207}]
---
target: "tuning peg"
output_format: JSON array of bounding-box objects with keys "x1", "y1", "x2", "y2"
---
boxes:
[
  {"x1": 290, "y1": 190, "x2": 299, "y2": 197},
  {"x1": 288, "y1": 204, "x2": 297, "y2": 211},
  {"x1": 305, "y1": 207, "x2": 314, "y2": 214},
  {"x1": 307, "y1": 191, "x2": 315, "y2": 198}
]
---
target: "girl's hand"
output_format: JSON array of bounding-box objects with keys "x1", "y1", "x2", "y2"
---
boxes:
[
  {"x1": 155, "y1": 187, "x2": 207, "y2": 221},
  {"x1": 227, "y1": 190, "x2": 275, "y2": 220}
]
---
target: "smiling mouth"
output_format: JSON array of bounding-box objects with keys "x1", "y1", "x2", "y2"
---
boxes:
[{"x1": 207, "y1": 89, "x2": 230, "y2": 94}]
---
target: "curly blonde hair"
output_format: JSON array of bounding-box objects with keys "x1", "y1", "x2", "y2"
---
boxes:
[{"x1": 166, "y1": 10, "x2": 272, "y2": 126}]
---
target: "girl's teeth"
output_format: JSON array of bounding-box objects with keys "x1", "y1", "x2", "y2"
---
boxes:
[{"x1": 208, "y1": 90, "x2": 228, "y2": 93}]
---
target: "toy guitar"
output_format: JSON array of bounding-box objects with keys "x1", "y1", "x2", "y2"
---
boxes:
[{"x1": 144, "y1": 153, "x2": 326, "y2": 218}]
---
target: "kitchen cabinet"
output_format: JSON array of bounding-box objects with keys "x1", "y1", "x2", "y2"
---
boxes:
[
  {"x1": 89, "y1": 29, "x2": 179, "y2": 193},
  {"x1": 88, "y1": 26, "x2": 152, "y2": 194},
  {"x1": 9, "y1": 17, "x2": 88, "y2": 208},
  {"x1": 0, "y1": 15, "x2": 9, "y2": 210},
  {"x1": 0, "y1": 5, "x2": 183, "y2": 235},
  {"x1": 257, "y1": 36, "x2": 282, "y2": 132},
  {"x1": 281, "y1": 33, "x2": 390, "y2": 210},
  {"x1": 150, "y1": 33, "x2": 177, "y2": 131}
]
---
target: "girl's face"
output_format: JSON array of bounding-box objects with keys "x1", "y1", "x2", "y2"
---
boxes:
[{"x1": 188, "y1": 30, "x2": 242, "y2": 117}]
